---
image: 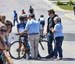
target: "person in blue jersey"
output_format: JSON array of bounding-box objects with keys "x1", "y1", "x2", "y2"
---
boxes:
[{"x1": 17, "y1": 14, "x2": 30, "y2": 58}]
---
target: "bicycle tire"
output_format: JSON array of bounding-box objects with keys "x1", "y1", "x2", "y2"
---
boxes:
[
  {"x1": 39, "y1": 39, "x2": 48, "y2": 50},
  {"x1": 9, "y1": 41, "x2": 26, "y2": 59}
]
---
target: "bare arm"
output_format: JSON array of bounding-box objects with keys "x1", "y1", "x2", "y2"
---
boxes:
[{"x1": 50, "y1": 27, "x2": 55, "y2": 33}]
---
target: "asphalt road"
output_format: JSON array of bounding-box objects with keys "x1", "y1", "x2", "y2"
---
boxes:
[{"x1": 0, "y1": 0, "x2": 75, "y2": 64}]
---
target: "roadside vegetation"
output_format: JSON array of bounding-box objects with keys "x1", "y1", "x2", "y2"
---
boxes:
[{"x1": 56, "y1": 0, "x2": 75, "y2": 10}]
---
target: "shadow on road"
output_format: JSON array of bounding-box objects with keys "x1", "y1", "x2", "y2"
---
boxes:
[
  {"x1": 33, "y1": 57, "x2": 75, "y2": 61},
  {"x1": 64, "y1": 33, "x2": 75, "y2": 41},
  {"x1": 62, "y1": 58, "x2": 75, "y2": 61}
]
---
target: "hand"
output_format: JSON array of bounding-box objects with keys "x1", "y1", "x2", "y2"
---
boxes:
[
  {"x1": 50, "y1": 27, "x2": 53, "y2": 31},
  {"x1": 50, "y1": 28, "x2": 54, "y2": 32}
]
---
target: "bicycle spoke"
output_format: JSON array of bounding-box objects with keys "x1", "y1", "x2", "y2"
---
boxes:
[{"x1": 9, "y1": 41, "x2": 25, "y2": 59}]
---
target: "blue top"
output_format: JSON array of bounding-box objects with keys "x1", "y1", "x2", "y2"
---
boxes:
[
  {"x1": 17, "y1": 22, "x2": 26, "y2": 33},
  {"x1": 54, "y1": 22, "x2": 64, "y2": 38},
  {"x1": 25, "y1": 19, "x2": 40, "y2": 34}
]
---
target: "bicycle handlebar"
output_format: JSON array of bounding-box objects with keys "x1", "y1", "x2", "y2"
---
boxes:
[{"x1": 14, "y1": 33, "x2": 27, "y2": 36}]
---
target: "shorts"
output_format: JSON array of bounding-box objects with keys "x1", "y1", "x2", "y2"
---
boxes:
[{"x1": 20, "y1": 35, "x2": 30, "y2": 49}]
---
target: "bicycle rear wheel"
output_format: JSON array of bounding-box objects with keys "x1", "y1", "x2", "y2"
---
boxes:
[
  {"x1": 39, "y1": 38, "x2": 48, "y2": 50},
  {"x1": 39, "y1": 38, "x2": 48, "y2": 57},
  {"x1": 9, "y1": 41, "x2": 25, "y2": 59}
]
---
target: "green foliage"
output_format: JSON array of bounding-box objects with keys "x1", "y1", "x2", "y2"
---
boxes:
[
  {"x1": 57, "y1": 1, "x2": 67, "y2": 5},
  {"x1": 57, "y1": 1, "x2": 64, "y2": 5},
  {"x1": 58, "y1": 5, "x2": 73, "y2": 10},
  {"x1": 67, "y1": 0, "x2": 74, "y2": 5},
  {"x1": 56, "y1": 0, "x2": 75, "y2": 10}
]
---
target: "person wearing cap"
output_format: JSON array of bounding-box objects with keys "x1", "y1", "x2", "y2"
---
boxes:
[
  {"x1": 17, "y1": 15, "x2": 30, "y2": 58},
  {"x1": 50, "y1": 17, "x2": 64, "y2": 60},
  {"x1": 24, "y1": 14, "x2": 40, "y2": 59},
  {"x1": 17, "y1": 15, "x2": 28, "y2": 35},
  {"x1": 46, "y1": 9, "x2": 58, "y2": 58}
]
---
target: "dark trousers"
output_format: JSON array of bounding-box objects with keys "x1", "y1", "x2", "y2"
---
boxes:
[
  {"x1": 47, "y1": 33, "x2": 54, "y2": 57},
  {"x1": 0, "y1": 52, "x2": 3, "y2": 64},
  {"x1": 0, "y1": 61, "x2": 3, "y2": 64},
  {"x1": 13, "y1": 18, "x2": 18, "y2": 26},
  {"x1": 54, "y1": 37, "x2": 64, "y2": 58}
]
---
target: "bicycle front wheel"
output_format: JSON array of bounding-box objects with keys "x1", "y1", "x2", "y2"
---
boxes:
[{"x1": 9, "y1": 41, "x2": 25, "y2": 59}]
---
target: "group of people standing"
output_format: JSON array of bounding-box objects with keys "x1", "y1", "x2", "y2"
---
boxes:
[
  {"x1": 46, "y1": 9, "x2": 64, "y2": 60},
  {"x1": 15, "y1": 6, "x2": 45, "y2": 59},
  {"x1": 16, "y1": 8, "x2": 64, "y2": 60},
  {"x1": 0, "y1": 5, "x2": 64, "y2": 64},
  {"x1": 16, "y1": 12, "x2": 45, "y2": 60}
]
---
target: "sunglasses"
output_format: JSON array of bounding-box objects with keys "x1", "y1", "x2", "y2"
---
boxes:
[
  {"x1": 6, "y1": 24, "x2": 11, "y2": 25},
  {"x1": 0, "y1": 29, "x2": 7, "y2": 32}
]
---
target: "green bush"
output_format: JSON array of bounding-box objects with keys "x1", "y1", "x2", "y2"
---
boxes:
[
  {"x1": 67, "y1": 0, "x2": 74, "y2": 5},
  {"x1": 57, "y1": 1, "x2": 67, "y2": 5},
  {"x1": 58, "y1": 5, "x2": 73, "y2": 10},
  {"x1": 57, "y1": 1, "x2": 63, "y2": 5}
]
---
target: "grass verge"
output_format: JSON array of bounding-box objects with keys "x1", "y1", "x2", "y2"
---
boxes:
[{"x1": 58, "y1": 4, "x2": 73, "y2": 10}]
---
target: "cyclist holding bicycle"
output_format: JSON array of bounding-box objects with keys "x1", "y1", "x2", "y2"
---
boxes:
[{"x1": 17, "y1": 14, "x2": 30, "y2": 58}]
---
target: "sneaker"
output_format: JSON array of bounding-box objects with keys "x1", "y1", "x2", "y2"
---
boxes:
[
  {"x1": 53, "y1": 56, "x2": 57, "y2": 59},
  {"x1": 23, "y1": 55, "x2": 26, "y2": 59},
  {"x1": 58, "y1": 57, "x2": 63, "y2": 60},
  {"x1": 38, "y1": 54, "x2": 41, "y2": 59},
  {"x1": 45, "y1": 55, "x2": 53, "y2": 59},
  {"x1": 28, "y1": 56, "x2": 33, "y2": 60}
]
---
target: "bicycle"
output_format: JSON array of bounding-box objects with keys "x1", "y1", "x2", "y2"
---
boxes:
[
  {"x1": 39, "y1": 34, "x2": 48, "y2": 50},
  {"x1": 9, "y1": 32, "x2": 48, "y2": 59},
  {"x1": 9, "y1": 33, "x2": 30, "y2": 59}
]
